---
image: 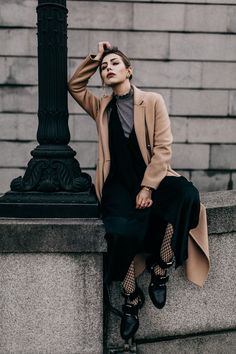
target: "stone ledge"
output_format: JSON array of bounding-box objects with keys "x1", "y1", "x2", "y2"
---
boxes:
[{"x1": 0, "y1": 190, "x2": 235, "y2": 252}]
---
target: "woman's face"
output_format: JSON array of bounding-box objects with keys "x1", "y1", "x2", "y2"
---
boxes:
[{"x1": 100, "y1": 53, "x2": 132, "y2": 87}]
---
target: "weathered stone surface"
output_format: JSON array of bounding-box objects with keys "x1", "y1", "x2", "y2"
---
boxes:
[
  {"x1": 0, "y1": 141, "x2": 35, "y2": 167},
  {"x1": 68, "y1": 30, "x2": 169, "y2": 59},
  {"x1": 135, "y1": 61, "x2": 201, "y2": 88},
  {"x1": 0, "y1": 253, "x2": 103, "y2": 354},
  {"x1": 191, "y1": 170, "x2": 230, "y2": 192},
  {"x1": 170, "y1": 33, "x2": 236, "y2": 61},
  {"x1": 72, "y1": 115, "x2": 98, "y2": 141},
  {"x1": 202, "y1": 62, "x2": 236, "y2": 88},
  {"x1": 210, "y1": 145, "x2": 236, "y2": 169},
  {"x1": 0, "y1": 141, "x2": 97, "y2": 169},
  {"x1": 0, "y1": 29, "x2": 36, "y2": 56},
  {"x1": 171, "y1": 117, "x2": 188, "y2": 142},
  {"x1": 0, "y1": 57, "x2": 36, "y2": 85},
  {"x1": 0, "y1": 87, "x2": 37, "y2": 113},
  {"x1": 106, "y1": 232, "x2": 236, "y2": 347},
  {"x1": 70, "y1": 141, "x2": 98, "y2": 168},
  {"x1": 229, "y1": 91, "x2": 236, "y2": 116},
  {"x1": 3, "y1": 57, "x2": 236, "y2": 90},
  {"x1": 0, "y1": 113, "x2": 37, "y2": 140},
  {"x1": 171, "y1": 144, "x2": 210, "y2": 169},
  {"x1": 0, "y1": 218, "x2": 106, "y2": 253},
  {"x1": 188, "y1": 119, "x2": 236, "y2": 143},
  {"x1": 134, "y1": 3, "x2": 185, "y2": 31},
  {"x1": 185, "y1": 5, "x2": 228, "y2": 32},
  {"x1": 0, "y1": 168, "x2": 25, "y2": 194},
  {"x1": 137, "y1": 331, "x2": 236, "y2": 354},
  {"x1": 171, "y1": 90, "x2": 228, "y2": 116},
  {"x1": 0, "y1": 0, "x2": 36, "y2": 27},
  {"x1": 68, "y1": 1, "x2": 133, "y2": 29}
]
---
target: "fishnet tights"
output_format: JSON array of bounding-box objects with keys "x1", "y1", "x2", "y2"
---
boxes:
[
  {"x1": 154, "y1": 223, "x2": 174, "y2": 276},
  {"x1": 121, "y1": 223, "x2": 174, "y2": 304}
]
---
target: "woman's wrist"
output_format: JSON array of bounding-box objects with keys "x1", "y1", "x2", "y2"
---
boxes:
[{"x1": 142, "y1": 186, "x2": 153, "y2": 192}]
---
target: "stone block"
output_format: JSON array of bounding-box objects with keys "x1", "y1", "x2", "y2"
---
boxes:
[
  {"x1": 0, "y1": 168, "x2": 25, "y2": 194},
  {"x1": 133, "y1": 3, "x2": 185, "y2": 31},
  {"x1": 0, "y1": 29, "x2": 36, "y2": 56},
  {"x1": 68, "y1": 30, "x2": 169, "y2": 59},
  {"x1": 0, "y1": 141, "x2": 36, "y2": 167},
  {"x1": 69, "y1": 141, "x2": 98, "y2": 168},
  {"x1": 0, "y1": 113, "x2": 18, "y2": 140},
  {"x1": 210, "y1": 145, "x2": 236, "y2": 169},
  {"x1": 0, "y1": 57, "x2": 36, "y2": 85},
  {"x1": 0, "y1": 0, "x2": 36, "y2": 27},
  {"x1": 0, "y1": 253, "x2": 103, "y2": 354},
  {"x1": 202, "y1": 63, "x2": 236, "y2": 89},
  {"x1": 170, "y1": 33, "x2": 236, "y2": 61},
  {"x1": 137, "y1": 331, "x2": 236, "y2": 354},
  {"x1": 68, "y1": 1, "x2": 133, "y2": 29},
  {"x1": 175, "y1": 170, "x2": 190, "y2": 180},
  {"x1": 0, "y1": 219, "x2": 106, "y2": 253},
  {"x1": 232, "y1": 172, "x2": 236, "y2": 190},
  {"x1": 188, "y1": 118, "x2": 236, "y2": 143},
  {"x1": 171, "y1": 117, "x2": 188, "y2": 142},
  {"x1": 0, "y1": 87, "x2": 37, "y2": 113},
  {"x1": 0, "y1": 113, "x2": 37, "y2": 140},
  {"x1": 171, "y1": 144, "x2": 210, "y2": 169},
  {"x1": 185, "y1": 5, "x2": 228, "y2": 32},
  {"x1": 171, "y1": 90, "x2": 228, "y2": 116},
  {"x1": 229, "y1": 91, "x2": 236, "y2": 116},
  {"x1": 106, "y1": 232, "x2": 236, "y2": 347},
  {"x1": 83, "y1": 168, "x2": 96, "y2": 184},
  {"x1": 227, "y1": 6, "x2": 236, "y2": 32},
  {"x1": 72, "y1": 114, "x2": 98, "y2": 141},
  {"x1": 191, "y1": 170, "x2": 231, "y2": 192},
  {"x1": 135, "y1": 61, "x2": 201, "y2": 88}
]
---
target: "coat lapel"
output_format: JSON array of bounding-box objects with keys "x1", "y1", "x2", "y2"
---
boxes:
[
  {"x1": 132, "y1": 85, "x2": 149, "y2": 165},
  {"x1": 99, "y1": 84, "x2": 149, "y2": 164}
]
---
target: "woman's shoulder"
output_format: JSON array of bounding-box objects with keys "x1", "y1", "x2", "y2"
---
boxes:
[{"x1": 139, "y1": 88, "x2": 165, "y2": 105}]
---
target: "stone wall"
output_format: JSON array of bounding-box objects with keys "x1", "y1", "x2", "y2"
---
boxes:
[
  {"x1": 0, "y1": 190, "x2": 235, "y2": 353},
  {"x1": 0, "y1": 0, "x2": 236, "y2": 193}
]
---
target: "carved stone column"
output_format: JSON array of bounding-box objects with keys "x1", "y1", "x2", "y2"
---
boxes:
[{"x1": 0, "y1": 0, "x2": 98, "y2": 217}]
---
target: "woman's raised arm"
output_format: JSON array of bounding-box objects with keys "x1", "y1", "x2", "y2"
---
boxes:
[{"x1": 68, "y1": 41, "x2": 112, "y2": 120}]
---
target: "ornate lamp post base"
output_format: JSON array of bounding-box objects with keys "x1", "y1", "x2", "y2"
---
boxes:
[
  {"x1": 0, "y1": 190, "x2": 99, "y2": 218},
  {"x1": 0, "y1": 1, "x2": 99, "y2": 218}
]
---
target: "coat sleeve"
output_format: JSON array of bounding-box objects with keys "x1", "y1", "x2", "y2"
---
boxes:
[
  {"x1": 141, "y1": 94, "x2": 173, "y2": 189},
  {"x1": 68, "y1": 54, "x2": 101, "y2": 121}
]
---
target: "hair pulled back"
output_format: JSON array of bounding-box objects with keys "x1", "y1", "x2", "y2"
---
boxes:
[{"x1": 98, "y1": 46, "x2": 133, "y2": 81}]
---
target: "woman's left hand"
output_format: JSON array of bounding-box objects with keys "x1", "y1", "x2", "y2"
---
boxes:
[{"x1": 136, "y1": 188, "x2": 153, "y2": 209}]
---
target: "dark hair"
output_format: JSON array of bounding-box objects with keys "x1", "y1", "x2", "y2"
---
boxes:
[{"x1": 98, "y1": 46, "x2": 133, "y2": 81}]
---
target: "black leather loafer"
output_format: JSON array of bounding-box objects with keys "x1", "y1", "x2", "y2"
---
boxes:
[
  {"x1": 147, "y1": 257, "x2": 173, "y2": 309},
  {"x1": 120, "y1": 285, "x2": 145, "y2": 340},
  {"x1": 148, "y1": 270, "x2": 169, "y2": 309}
]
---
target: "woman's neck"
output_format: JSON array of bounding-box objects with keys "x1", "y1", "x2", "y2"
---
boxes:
[{"x1": 112, "y1": 81, "x2": 131, "y2": 97}]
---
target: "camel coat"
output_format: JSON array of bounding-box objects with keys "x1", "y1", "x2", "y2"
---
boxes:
[{"x1": 68, "y1": 54, "x2": 210, "y2": 287}]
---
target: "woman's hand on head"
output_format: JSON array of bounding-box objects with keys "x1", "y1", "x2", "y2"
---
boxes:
[
  {"x1": 95, "y1": 41, "x2": 112, "y2": 60},
  {"x1": 136, "y1": 188, "x2": 153, "y2": 209}
]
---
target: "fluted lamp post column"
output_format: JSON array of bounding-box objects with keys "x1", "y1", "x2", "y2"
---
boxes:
[{"x1": 0, "y1": 0, "x2": 98, "y2": 217}]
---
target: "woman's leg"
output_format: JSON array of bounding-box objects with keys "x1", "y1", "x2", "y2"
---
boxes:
[
  {"x1": 148, "y1": 223, "x2": 174, "y2": 309},
  {"x1": 154, "y1": 223, "x2": 174, "y2": 275},
  {"x1": 121, "y1": 259, "x2": 139, "y2": 305},
  {"x1": 120, "y1": 257, "x2": 145, "y2": 340}
]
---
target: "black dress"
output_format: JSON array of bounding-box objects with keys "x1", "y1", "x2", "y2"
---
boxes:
[{"x1": 101, "y1": 96, "x2": 200, "y2": 285}]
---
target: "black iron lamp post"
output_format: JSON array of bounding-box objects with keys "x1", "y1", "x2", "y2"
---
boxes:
[{"x1": 0, "y1": 0, "x2": 98, "y2": 217}]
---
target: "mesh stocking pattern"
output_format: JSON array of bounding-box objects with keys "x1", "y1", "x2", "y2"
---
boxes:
[
  {"x1": 121, "y1": 260, "x2": 139, "y2": 305},
  {"x1": 154, "y1": 223, "x2": 174, "y2": 276}
]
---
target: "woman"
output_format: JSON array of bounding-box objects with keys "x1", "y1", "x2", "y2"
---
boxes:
[{"x1": 68, "y1": 41, "x2": 210, "y2": 341}]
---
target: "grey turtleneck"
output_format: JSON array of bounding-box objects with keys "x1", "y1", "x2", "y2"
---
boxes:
[{"x1": 107, "y1": 87, "x2": 134, "y2": 138}]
